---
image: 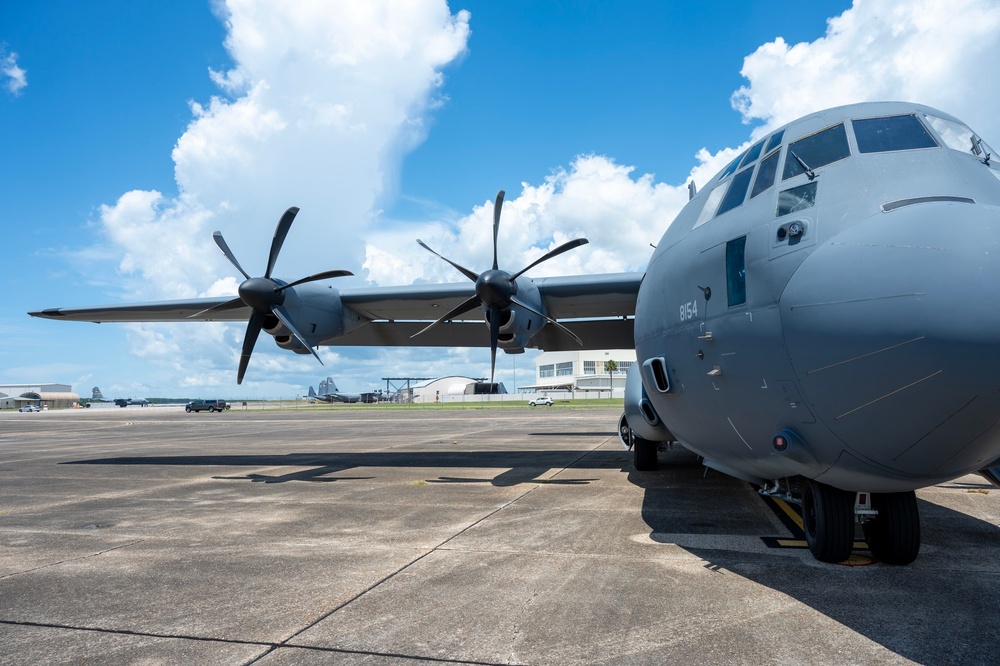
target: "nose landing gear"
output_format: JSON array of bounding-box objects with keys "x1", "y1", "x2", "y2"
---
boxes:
[{"x1": 765, "y1": 479, "x2": 922, "y2": 564}]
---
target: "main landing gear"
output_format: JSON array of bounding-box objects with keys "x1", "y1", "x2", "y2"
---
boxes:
[
  {"x1": 772, "y1": 479, "x2": 921, "y2": 564},
  {"x1": 618, "y1": 413, "x2": 659, "y2": 471}
]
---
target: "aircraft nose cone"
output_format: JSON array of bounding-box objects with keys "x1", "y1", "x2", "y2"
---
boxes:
[
  {"x1": 781, "y1": 202, "x2": 1000, "y2": 483},
  {"x1": 238, "y1": 277, "x2": 283, "y2": 312}
]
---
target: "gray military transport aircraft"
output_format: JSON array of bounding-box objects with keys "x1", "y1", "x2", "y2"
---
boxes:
[{"x1": 31, "y1": 102, "x2": 1000, "y2": 565}]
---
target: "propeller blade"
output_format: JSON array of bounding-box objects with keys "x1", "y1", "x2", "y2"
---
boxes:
[
  {"x1": 410, "y1": 295, "x2": 482, "y2": 339},
  {"x1": 276, "y1": 269, "x2": 354, "y2": 292},
  {"x1": 509, "y1": 238, "x2": 589, "y2": 281},
  {"x1": 237, "y1": 311, "x2": 266, "y2": 385},
  {"x1": 188, "y1": 297, "x2": 247, "y2": 320},
  {"x1": 265, "y1": 206, "x2": 299, "y2": 279},
  {"x1": 492, "y1": 190, "x2": 505, "y2": 271},
  {"x1": 417, "y1": 240, "x2": 479, "y2": 282},
  {"x1": 488, "y1": 304, "x2": 501, "y2": 384},
  {"x1": 213, "y1": 232, "x2": 252, "y2": 280},
  {"x1": 271, "y1": 304, "x2": 323, "y2": 366},
  {"x1": 510, "y1": 295, "x2": 584, "y2": 346}
]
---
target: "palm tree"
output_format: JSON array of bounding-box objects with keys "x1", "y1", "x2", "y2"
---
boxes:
[{"x1": 604, "y1": 359, "x2": 618, "y2": 400}]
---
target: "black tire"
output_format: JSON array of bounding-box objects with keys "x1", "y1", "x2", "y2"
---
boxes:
[
  {"x1": 209, "y1": 406, "x2": 216, "y2": 412},
  {"x1": 617, "y1": 413, "x2": 631, "y2": 448},
  {"x1": 863, "y1": 491, "x2": 920, "y2": 565},
  {"x1": 633, "y1": 438, "x2": 658, "y2": 471},
  {"x1": 185, "y1": 406, "x2": 192, "y2": 413},
  {"x1": 802, "y1": 480, "x2": 855, "y2": 563}
]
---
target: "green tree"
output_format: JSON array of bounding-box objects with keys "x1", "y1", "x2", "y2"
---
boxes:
[{"x1": 604, "y1": 359, "x2": 618, "y2": 400}]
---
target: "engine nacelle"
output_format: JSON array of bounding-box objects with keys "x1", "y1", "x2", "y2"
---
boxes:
[
  {"x1": 263, "y1": 284, "x2": 364, "y2": 353},
  {"x1": 486, "y1": 278, "x2": 547, "y2": 351},
  {"x1": 623, "y1": 361, "x2": 676, "y2": 442}
]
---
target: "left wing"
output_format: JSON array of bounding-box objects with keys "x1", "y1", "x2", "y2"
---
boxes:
[
  {"x1": 30, "y1": 199, "x2": 643, "y2": 383},
  {"x1": 29, "y1": 273, "x2": 640, "y2": 348}
]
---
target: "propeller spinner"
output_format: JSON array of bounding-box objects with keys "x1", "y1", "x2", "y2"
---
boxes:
[
  {"x1": 413, "y1": 190, "x2": 588, "y2": 382},
  {"x1": 204, "y1": 207, "x2": 353, "y2": 384}
]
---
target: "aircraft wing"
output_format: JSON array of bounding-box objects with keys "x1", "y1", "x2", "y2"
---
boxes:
[
  {"x1": 29, "y1": 297, "x2": 251, "y2": 323},
  {"x1": 338, "y1": 273, "x2": 640, "y2": 321},
  {"x1": 29, "y1": 272, "x2": 642, "y2": 351}
]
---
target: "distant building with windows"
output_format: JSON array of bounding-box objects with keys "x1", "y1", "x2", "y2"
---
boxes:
[{"x1": 523, "y1": 350, "x2": 636, "y2": 396}]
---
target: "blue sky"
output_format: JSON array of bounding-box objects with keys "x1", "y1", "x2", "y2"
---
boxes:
[{"x1": 2, "y1": 0, "x2": 998, "y2": 399}]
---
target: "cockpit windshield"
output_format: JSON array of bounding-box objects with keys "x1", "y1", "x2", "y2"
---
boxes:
[
  {"x1": 782, "y1": 123, "x2": 851, "y2": 180},
  {"x1": 853, "y1": 115, "x2": 937, "y2": 153}
]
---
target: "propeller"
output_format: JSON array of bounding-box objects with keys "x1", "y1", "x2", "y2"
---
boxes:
[
  {"x1": 413, "y1": 190, "x2": 588, "y2": 382},
  {"x1": 205, "y1": 206, "x2": 353, "y2": 385}
]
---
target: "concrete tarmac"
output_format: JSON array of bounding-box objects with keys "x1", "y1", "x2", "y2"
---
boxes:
[{"x1": 1, "y1": 405, "x2": 999, "y2": 665}]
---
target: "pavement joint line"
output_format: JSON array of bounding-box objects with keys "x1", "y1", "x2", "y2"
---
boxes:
[
  {"x1": 0, "y1": 619, "x2": 515, "y2": 666},
  {"x1": 247, "y1": 437, "x2": 606, "y2": 665},
  {"x1": 0, "y1": 539, "x2": 146, "y2": 581}
]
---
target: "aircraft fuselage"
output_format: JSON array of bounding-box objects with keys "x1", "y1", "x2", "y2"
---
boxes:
[{"x1": 635, "y1": 101, "x2": 1000, "y2": 493}]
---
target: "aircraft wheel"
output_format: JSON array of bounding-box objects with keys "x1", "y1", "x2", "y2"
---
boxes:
[
  {"x1": 617, "y1": 412, "x2": 632, "y2": 449},
  {"x1": 633, "y1": 437, "x2": 658, "y2": 471},
  {"x1": 802, "y1": 480, "x2": 854, "y2": 563},
  {"x1": 863, "y1": 491, "x2": 920, "y2": 565}
]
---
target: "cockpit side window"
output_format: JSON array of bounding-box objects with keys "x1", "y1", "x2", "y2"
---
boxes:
[
  {"x1": 926, "y1": 115, "x2": 996, "y2": 165},
  {"x1": 692, "y1": 185, "x2": 726, "y2": 229},
  {"x1": 719, "y1": 150, "x2": 747, "y2": 181},
  {"x1": 765, "y1": 130, "x2": 784, "y2": 154},
  {"x1": 776, "y1": 182, "x2": 818, "y2": 217},
  {"x1": 853, "y1": 115, "x2": 937, "y2": 153},
  {"x1": 925, "y1": 116, "x2": 977, "y2": 153},
  {"x1": 782, "y1": 123, "x2": 851, "y2": 180},
  {"x1": 750, "y1": 150, "x2": 780, "y2": 199},
  {"x1": 739, "y1": 139, "x2": 766, "y2": 168},
  {"x1": 716, "y1": 167, "x2": 755, "y2": 217}
]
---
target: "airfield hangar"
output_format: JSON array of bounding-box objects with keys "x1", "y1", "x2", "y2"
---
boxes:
[{"x1": 0, "y1": 383, "x2": 81, "y2": 409}]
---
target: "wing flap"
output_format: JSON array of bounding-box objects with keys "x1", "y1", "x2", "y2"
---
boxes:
[{"x1": 325, "y1": 318, "x2": 633, "y2": 351}]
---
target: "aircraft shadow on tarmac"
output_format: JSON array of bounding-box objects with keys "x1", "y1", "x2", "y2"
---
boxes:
[
  {"x1": 65, "y1": 446, "x2": 1000, "y2": 661},
  {"x1": 63, "y1": 450, "x2": 617, "y2": 487}
]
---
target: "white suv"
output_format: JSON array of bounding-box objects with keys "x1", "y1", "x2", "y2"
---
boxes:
[{"x1": 528, "y1": 396, "x2": 554, "y2": 407}]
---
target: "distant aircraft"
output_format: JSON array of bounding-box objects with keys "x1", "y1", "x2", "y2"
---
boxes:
[
  {"x1": 113, "y1": 397, "x2": 150, "y2": 407},
  {"x1": 89, "y1": 387, "x2": 114, "y2": 403},
  {"x1": 308, "y1": 379, "x2": 382, "y2": 404},
  {"x1": 31, "y1": 102, "x2": 1000, "y2": 565}
]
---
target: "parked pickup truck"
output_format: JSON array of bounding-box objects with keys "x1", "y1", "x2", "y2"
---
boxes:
[{"x1": 185, "y1": 399, "x2": 230, "y2": 413}]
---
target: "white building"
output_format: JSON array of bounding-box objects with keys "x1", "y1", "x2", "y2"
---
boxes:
[{"x1": 524, "y1": 350, "x2": 636, "y2": 397}]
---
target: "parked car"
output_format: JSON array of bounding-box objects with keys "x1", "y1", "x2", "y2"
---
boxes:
[
  {"x1": 528, "y1": 395, "x2": 554, "y2": 407},
  {"x1": 185, "y1": 399, "x2": 230, "y2": 413},
  {"x1": 18, "y1": 405, "x2": 41, "y2": 412}
]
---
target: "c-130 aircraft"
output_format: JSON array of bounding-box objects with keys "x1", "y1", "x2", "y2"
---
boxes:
[{"x1": 32, "y1": 101, "x2": 1000, "y2": 565}]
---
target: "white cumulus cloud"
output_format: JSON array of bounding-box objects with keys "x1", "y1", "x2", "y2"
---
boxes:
[
  {"x1": 731, "y1": 0, "x2": 1000, "y2": 141},
  {"x1": 1, "y1": 47, "x2": 27, "y2": 95},
  {"x1": 364, "y1": 155, "x2": 691, "y2": 286},
  {"x1": 94, "y1": 0, "x2": 470, "y2": 394}
]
